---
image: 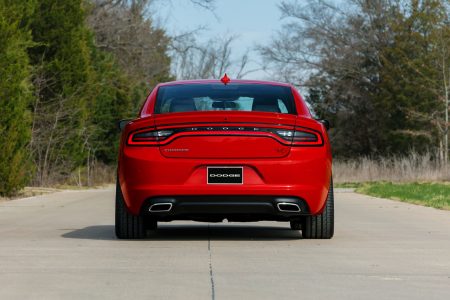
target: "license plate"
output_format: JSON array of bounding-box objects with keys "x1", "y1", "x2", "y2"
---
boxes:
[{"x1": 207, "y1": 167, "x2": 243, "y2": 184}]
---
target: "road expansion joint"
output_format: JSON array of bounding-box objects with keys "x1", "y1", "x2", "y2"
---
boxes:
[{"x1": 208, "y1": 224, "x2": 215, "y2": 300}]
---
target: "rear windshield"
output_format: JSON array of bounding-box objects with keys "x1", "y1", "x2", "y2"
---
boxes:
[{"x1": 154, "y1": 84, "x2": 296, "y2": 114}]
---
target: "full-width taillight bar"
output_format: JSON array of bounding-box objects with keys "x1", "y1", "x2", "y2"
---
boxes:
[{"x1": 127, "y1": 126, "x2": 323, "y2": 146}]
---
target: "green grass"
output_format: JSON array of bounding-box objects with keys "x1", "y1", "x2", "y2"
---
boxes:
[{"x1": 354, "y1": 182, "x2": 450, "y2": 210}]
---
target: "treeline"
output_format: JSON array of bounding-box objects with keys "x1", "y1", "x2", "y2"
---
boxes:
[
  {"x1": 260, "y1": 0, "x2": 450, "y2": 161},
  {"x1": 0, "y1": 0, "x2": 172, "y2": 195}
]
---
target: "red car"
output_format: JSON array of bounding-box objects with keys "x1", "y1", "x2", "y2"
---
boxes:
[{"x1": 116, "y1": 78, "x2": 333, "y2": 239}]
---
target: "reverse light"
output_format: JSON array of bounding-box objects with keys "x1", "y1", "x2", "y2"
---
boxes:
[{"x1": 275, "y1": 130, "x2": 294, "y2": 138}]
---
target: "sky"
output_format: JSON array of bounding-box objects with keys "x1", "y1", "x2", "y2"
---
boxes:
[{"x1": 154, "y1": 0, "x2": 285, "y2": 79}]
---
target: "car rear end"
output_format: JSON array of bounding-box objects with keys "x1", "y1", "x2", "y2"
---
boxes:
[{"x1": 116, "y1": 80, "x2": 333, "y2": 239}]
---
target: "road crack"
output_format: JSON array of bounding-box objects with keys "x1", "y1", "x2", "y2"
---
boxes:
[{"x1": 208, "y1": 224, "x2": 215, "y2": 300}]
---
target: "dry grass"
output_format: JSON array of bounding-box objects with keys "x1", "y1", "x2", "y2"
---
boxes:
[
  {"x1": 66, "y1": 163, "x2": 116, "y2": 187},
  {"x1": 1, "y1": 164, "x2": 116, "y2": 200},
  {"x1": 334, "y1": 152, "x2": 450, "y2": 183},
  {"x1": 0, "y1": 187, "x2": 62, "y2": 201}
]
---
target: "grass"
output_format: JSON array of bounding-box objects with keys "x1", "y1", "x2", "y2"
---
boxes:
[
  {"x1": 353, "y1": 182, "x2": 450, "y2": 210},
  {"x1": 333, "y1": 152, "x2": 449, "y2": 183}
]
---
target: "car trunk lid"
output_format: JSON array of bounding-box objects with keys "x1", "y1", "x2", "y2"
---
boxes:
[{"x1": 154, "y1": 111, "x2": 296, "y2": 159}]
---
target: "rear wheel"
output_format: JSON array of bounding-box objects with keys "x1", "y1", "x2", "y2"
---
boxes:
[
  {"x1": 302, "y1": 178, "x2": 334, "y2": 239},
  {"x1": 290, "y1": 220, "x2": 301, "y2": 230},
  {"x1": 145, "y1": 218, "x2": 158, "y2": 230},
  {"x1": 115, "y1": 179, "x2": 147, "y2": 239}
]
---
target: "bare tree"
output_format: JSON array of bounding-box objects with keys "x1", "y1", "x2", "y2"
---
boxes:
[
  {"x1": 91, "y1": 0, "x2": 215, "y2": 13},
  {"x1": 88, "y1": 0, "x2": 218, "y2": 81},
  {"x1": 171, "y1": 34, "x2": 255, "y2": 79},
  {"x1": 89, "y1": 0, "x2": 256, "y2": 82},
  {"x1": 88, "y1": 0, "x2": 172, "y2": 84},
  {"x1": 30, "y1": 66, "x2": 88, "y2": 185},
  {"x1": 259, "y1": 0, "x2": 396, "y2": 85}
]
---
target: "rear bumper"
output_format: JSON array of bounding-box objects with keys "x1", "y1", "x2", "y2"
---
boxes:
[
  {"x1": 141, "y1": 195, "x2": 310, "y2": 222},
  {"x1": 118, "y1": 147, "x2": 332, "y2": 216}
]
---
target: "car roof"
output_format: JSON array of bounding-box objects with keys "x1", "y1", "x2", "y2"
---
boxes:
[{"x1": 157, "y1": 79, "x2": 293, "y2": 88}]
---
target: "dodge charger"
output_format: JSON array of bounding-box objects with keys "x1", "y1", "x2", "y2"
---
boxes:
[{"x1": 116, "y1": 77, "x2": 334, "y2": 239}]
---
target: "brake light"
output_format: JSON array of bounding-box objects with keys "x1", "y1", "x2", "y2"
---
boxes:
[
  {"x1": 128, "y1": 129, "x2": 174, "y2": 145},
  {"x1": 291, "y1": 128, "x2": 323, "y2": 146}
]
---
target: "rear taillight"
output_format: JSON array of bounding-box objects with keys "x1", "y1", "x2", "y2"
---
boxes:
[
  {"x1": 291, "y1": 128, "x2": 323, "y2": 146},
  {"x1": 128, "y1": 129, "x2": 173, "y2": 145},
  {"x1": 275, "y1": 128, "x2": 323, "y2": 146}
]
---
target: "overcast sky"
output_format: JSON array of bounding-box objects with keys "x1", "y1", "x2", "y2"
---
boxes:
[{"x1": 154, "y1": 0, "x2": 285, "y2": 79}]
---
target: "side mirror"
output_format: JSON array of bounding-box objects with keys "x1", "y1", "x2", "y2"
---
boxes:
[
  {"x1": 318, "y1": 119, "x2": 330, "y2": 130},
  {"x1": 118, "y1": 119, "x2": 132, "y2": 131}
]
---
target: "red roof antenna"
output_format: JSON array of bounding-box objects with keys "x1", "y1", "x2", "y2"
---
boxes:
[{"x1": 220, "y1": 73, "x2": 231, "y2": 85}]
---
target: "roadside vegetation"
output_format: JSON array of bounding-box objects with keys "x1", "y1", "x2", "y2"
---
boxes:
[
  {"x1": 334, "y1": 153, "x2": 449, "y2": 209},
  {"x1": 336, "y1": 182, "x2": 450, "y2": 210},
  {"x1": 333, "y1": 152, "x2": 449, "y2": 183}
]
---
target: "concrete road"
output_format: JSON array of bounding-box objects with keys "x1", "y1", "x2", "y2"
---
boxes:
[{"x1": 0, "y1": 188, "x2": 449, "y2": 300}]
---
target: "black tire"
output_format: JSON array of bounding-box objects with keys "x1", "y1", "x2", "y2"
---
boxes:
[
  {"x1": 302, "y1": 178, "x2": 334, "y2": 239},
  {"x1": 145, "y1": 218, "x2": 158, "y2": 231},
  {"x1": 290, "y1": 220, "x2": 301, "y2": 230},
  {"x1": 115, "y1": 179, "x2": 146, "y2": 239}
]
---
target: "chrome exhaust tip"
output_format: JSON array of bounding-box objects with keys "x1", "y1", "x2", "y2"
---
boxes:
[
  {"x1": 277, "y1": 202, "x2": 301, "y2": 212},
  {"x1": 149, "y1": 203, "x2": 173, "y2": 212}
]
